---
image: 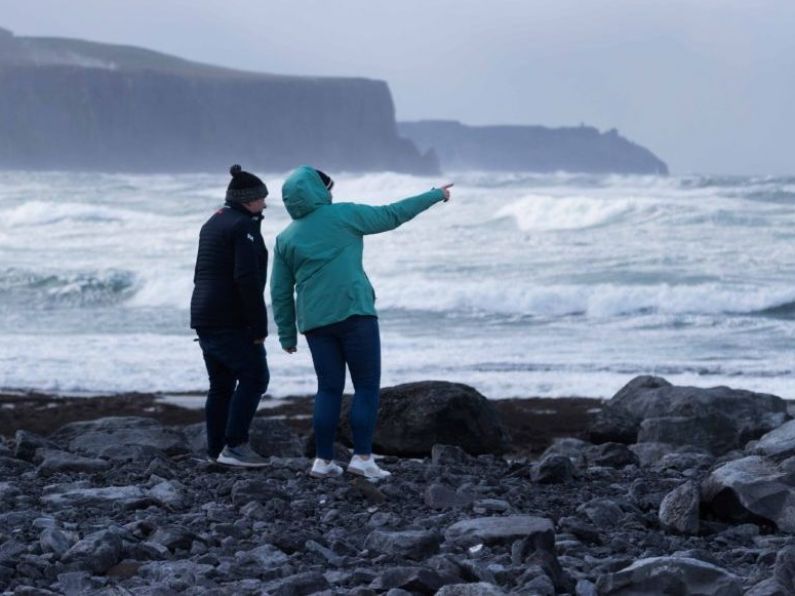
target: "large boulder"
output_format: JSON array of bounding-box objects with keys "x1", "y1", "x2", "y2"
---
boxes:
[
  {"x1": 701, "y1": 456, "x2": 795, "y2": 532},
  {"x1": 182, "y1": 416, "x2": 303, "y2": 458},
  {"x1": 338, "y1": 382, "x2": 507, "y2": 456},
  {"x1": 590, "y1": 376, "x2": 788, "y2": 453},
  {"x1": 637, "y1": 415, "x2": 738, "y2": 456},
  {"x1": 747, "y1": 419, "x2": 795, "y2": 461},
  {"x1": 50, "y1": 416, "x2": 188, "y2": 457},
  {"x1": 596, "y1": 557, "x2": 741, "y2": 595}
]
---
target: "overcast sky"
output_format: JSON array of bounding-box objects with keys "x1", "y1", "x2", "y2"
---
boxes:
[{"x1": 3, "y1": 0, "x2": 793, "y2": 174}]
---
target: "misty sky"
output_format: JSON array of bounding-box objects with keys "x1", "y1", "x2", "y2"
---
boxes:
[{"x1": 3, "y1": 0, "x2": 793, "y2": 175}]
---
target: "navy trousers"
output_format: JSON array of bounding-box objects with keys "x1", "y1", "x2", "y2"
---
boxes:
[
  {"x1": 197, "y1": 328, "x2": 270, "y2": 458},
  {"x1": 305, "y1": 315, "x2": 381, "y2": 460}
]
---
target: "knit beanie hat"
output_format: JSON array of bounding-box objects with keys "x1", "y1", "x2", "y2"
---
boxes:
[
  {"x1": 226, "y1": 164, "x2": 268, "y2": 203},
  {"x1": 315, "y1": 169, "x2": 334, "y2": 191}
]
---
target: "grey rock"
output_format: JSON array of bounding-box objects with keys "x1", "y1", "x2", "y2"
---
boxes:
[
  {"x1": 54, "y1": 571, "x2": 102, "y2": 596},
  {"x1": 596, "y1": 556, "x2": 742, "y2": 595},
  {"x1": 748, "y1": 419, "x2": 795, "y2": 461},
  {"x1": 339, "y1": 381, "x2": 508, "y2": 456},
  {"x1": 364, "y1": 529, "x2": 441, "y2": 560},
  {"x1": 183, "y1": 416, "x2": 304, "y2": 458},
  {"x1": 576, "y1": 498, "x2": 624, "y2": 528},
  {"x1": 51, "y1": 416, "x2": 188, "y2": 457},
  {"x1": 431, "y1": 444, "x2": 476, "y2": 466},
  {"x1": 586, "y1": 442, "x2": 639, "y2": 468},
  {"x1": 435, "y1": 583, "x2": 506, "y2": 596},
  {"x1": 0, "y1": 481, "x2": 21, "y2": 501},
  {"x1": 39, "y1": 527, "x2": 75, "y2": 558},
  {"x1": 575, "y1": 578, "x2": 599, "y2": 596},
  {"x1": 473, "y1": 499, "x2": 510, "y2": 514},
  {"x1": 658, "y1": 481, "x2": 700, "y2": 535},
  {"x1": 40, "y1": 485, "x2": 151, "y2": 509},
  {"x1": 147, "y1": 480, "x2": 185, "y2": 509},
  {"x1": 61, "y1": 530, "x2": 123, "y2": 574},
  {"x1": 0, "y1": 455, "x2": 34, "y2": 474},
  {"x1": 150, "y1": 524, "x2": 196, "y2": 551},
  {"x1": 745, "y1": 577, "x2": 789, "y2": 596},
  {"x1": 424, "y1": 483, "x2": 474, "y2": 509},
  {"x1": 138, "y1": 560, "x2": 214, "y2": 589},
  {"x1": 0, "y1": 539, "x2": 27, "y2": 566},
  {"x1": 14, "y1": 429, "x2": 60, "y2": 462},
  {"x1": 590, "y1": 375, "x2": 787, "y2": 450},
  {"x1": 638, "y1": 415, "x2": 738, "y2": 455},
  {"x1": 655, "y1": 451, "x2": 715, "y2": 472},
  {"x1": 518, "y1": 573, "x2": 555, "y2": 596},
  {"x1": 237, "y1": 543, "x2": 290, "y2": 568},
  {"x1": 231, "y1": 478, "x2": 289, "y2": 507},
  {"x1": 305, "y1": 539, "x2": 344, "y2": 566},
  {"x1": 532, "y1": 454, "x2": 575, "y2": 484},
  {"x1": 540, "y1": 437, "x2": 591, "y2": 467},
  {"x1": 36, "y1": 449, "x2": 111, "y2": 475},
  {"x1": 128, "y1": 540, "x2": 170, "y2": 560},
  {"x1": 701, "y1": 455, "x2": 795, "y2": 532},
  {"x1": 629, "y1": 441, "x2": 678, "y2": 467},
  {"x1": 370, "y1": 566, "x2": 444, "y2": 593},
  {"x1": 262, "y1": 571, "x2": 330, "y2": 595},
  {"x1": 511, "y1": 523, "x2": 571, "y2": 592},
  {"x1": 445, "y1": 515, "x2": 555, "y2": 547},
  {"x1": 774, "y1": 545, "x2": 795, "y2": 591}
]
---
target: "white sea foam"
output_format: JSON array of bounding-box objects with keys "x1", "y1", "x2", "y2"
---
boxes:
[
  {"x1": 492, "y1": 195, "x2": 653, "y2": 231},
  {"x1": 0, "y1": 170, "x2": 793, "y2": 398}
]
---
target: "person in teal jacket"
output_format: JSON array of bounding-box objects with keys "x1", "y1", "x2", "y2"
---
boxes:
[{"x1": 271, "y1": 165, "x2": 452, "y2": 479}]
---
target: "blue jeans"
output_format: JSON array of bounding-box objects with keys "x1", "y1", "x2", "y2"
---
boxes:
[
  {"x1": 305, "y1": 315, "x2": 381, "y2": 460},
  {"x1": 197, "y1": 328, "x2": 270, "y2": 458}
]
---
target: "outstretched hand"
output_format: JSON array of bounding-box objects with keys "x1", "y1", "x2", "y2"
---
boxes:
[{"x1": 439, "y1": 183, "x2": 454, "y2": 202}]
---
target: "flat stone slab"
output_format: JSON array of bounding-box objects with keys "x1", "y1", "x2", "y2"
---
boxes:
[
  {"x1": 597, "y1": 556, "x2": 742, "y2": 595},
  {"x1": 444, "y1": 515, "x2": 554, "y2": 546},
  {"x1": 41, "y1": 485, "x2": 155, "y2": 509},
  {"x1": 36, "y1": 449, "x2": 111, "y2": 476}
]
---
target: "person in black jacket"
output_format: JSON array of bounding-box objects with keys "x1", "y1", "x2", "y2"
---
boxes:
[{"x1": 190, "y1": 165, "x2": 270, "y2": 467}]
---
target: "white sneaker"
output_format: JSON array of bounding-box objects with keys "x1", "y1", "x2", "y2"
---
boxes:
[
  {"x1": 347, "y1": 455, "x2": 391, "y2": 480},
  {"x1": 310, "y1": 458, "x2": 343, "y2": 478}
]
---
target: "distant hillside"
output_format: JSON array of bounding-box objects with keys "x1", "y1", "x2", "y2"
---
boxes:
[
  {"x1": 0, "y1": 27, "x2": 437, "y2": 174},
  {"x1": 398, "y1": 120, "x2": 669, "y2": 175}
]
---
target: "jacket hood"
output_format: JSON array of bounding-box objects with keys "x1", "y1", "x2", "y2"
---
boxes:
[{"x1": 281, "y1": 165, "x2": 331, "y2": 220}]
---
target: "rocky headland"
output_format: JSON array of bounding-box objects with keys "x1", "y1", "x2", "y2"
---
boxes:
[
  {"x1": 398, "y1": 120, "x2": 669, "y2": 175},
  {"x1": 0, "y1": 27, "x2": 669, "y2": 177},
  {"x1": 0, "y1": 27, "x2": 436, "y2": 175},
  {"x1": 1, "y1": 377, "x2": 794, "y2": 595}
]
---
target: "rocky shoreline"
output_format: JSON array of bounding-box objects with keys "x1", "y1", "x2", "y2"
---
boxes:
[{"x1": 1, "y1": 378, "x2": 794, "y2": 594}]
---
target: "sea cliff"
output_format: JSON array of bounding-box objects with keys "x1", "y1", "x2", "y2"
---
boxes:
[
  {"x1": 0, "y1": 28, "x2": 437, "y2": 174},
  {"x1": 399, "y1": 120, "x2": 669, "y2": 175}
]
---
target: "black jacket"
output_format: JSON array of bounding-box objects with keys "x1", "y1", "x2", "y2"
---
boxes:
[{"x1": 190, "y1": 202, "x2": 268, "y2": 337}]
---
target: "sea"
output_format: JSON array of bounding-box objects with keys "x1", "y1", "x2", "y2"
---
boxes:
[{"x1": 0, "y1": 170, "x2": 793, "y2": 402}]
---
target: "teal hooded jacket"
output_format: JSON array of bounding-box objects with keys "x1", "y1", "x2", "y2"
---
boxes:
[{"x1": 270, "y1": 166, "x2": 445, "y2": 349}]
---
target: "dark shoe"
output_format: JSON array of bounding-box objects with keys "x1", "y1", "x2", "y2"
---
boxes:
[{"x1": 216, "y1": 443, "x2": 268, "y2": 468}]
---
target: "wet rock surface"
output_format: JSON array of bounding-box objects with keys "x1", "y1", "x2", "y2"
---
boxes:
[{"x1": 0, "y1": 377, "x2": 793, "y2": 593}]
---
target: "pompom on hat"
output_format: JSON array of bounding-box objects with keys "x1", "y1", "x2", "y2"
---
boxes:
[{"x1": 226, "y1": 164, "x2": 268, "y2": 203}]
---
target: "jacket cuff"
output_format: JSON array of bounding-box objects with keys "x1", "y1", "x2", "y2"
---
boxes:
[{"x1": 279, "y1": 334, "x2": 297, "y2": 349}]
